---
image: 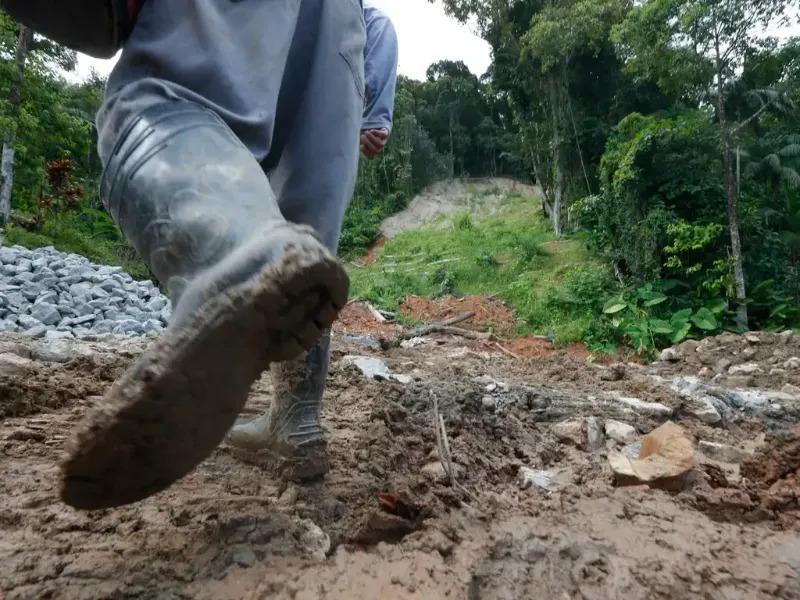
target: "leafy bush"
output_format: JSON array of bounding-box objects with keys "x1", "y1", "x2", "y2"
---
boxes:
[{"x1": 602, "y1": 283, "x2": 725, "y2": 354}]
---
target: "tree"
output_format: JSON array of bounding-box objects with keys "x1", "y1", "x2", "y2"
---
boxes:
[
  {"x1": 0, "y1": 24, "x2": 32, "y2": 224},
  {"x1": 613, "y1": 0, "x2": 794, "y2": 328}
]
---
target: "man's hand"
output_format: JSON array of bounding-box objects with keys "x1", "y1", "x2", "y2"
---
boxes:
[{"x1": 360, "y1": 128, "x2": 390, "y2": 160}]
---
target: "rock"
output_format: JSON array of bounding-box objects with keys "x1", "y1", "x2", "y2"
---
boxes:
[
  {"x1": 32, "y1": 339, "x2": 73, "y2": 363},
  {"x1": 612, "y1": 395, "x2": 673, "y2": 418},
  {"x1": 0, "y1": 320, "x2": 19, "y2": 332},
  {"x1": 604, "y1": 420, "x2": 637, "y2": 445},
  {"x1": 518, "y1": 467, "x2": 569, "y2": 492},
  {"x1": 698, "y1": 441, "x2": 750, "y2": 464},
  {"x1": 553, "y1": 419, "x2": 586, "y2": 449},
  {"x1": 147, "y1": 296, "x2": 169, "y2": 312},
  {"x1": 481, "y1": 396, "x2": 497, "y2": 410},
  {"x1": 229, "y1": 546, "x2": 257, "y2": 568},
  {"x1": 0, "y1": 353, "x2": 34, "y2": 377},
  {"x1": 400, "y1": 337, "x2": 426, "y2": 349},
  {"x1": 609, "y1": 422, "x2": 696, "y2": 491},
  {"x1": 659, "y1": 348, "x2": 680, "y2": 363},
  {"x1": 781, "y1": 383, "x2": 800, "y2": 397},
  {"x1": 784, "y1": 357, "x2": 800, "y2": 370},
  {"x1": 17, "y1": 314, "x2": 43, "y2": 330},
  {"x1": 25, "y1": 325, "x2": 47, "y2": 339},
  {"x1": 723, "y1": 375, "x2": 755, "y2": 388},
  {"x1": 298, "y1": 519, "x2": 331, "y2": 562},
  {"x1": 586, "y1": 417, "x2": 605, "y2": 452},
  {"x1": 728, "y1": 363, "x2": 762, "y2": 376},
  {"x1": 35, "y1": 290, "x2": 59, "y2": 305},
  {"x1": 342, "y1": 355, "x2": 392, "y2": 381},
  {"x1": 745, "y1": 334, "x2": 761, "y2": 344},
  {"x1": 29, "y1": 303, "x2": 61, "y2": 326}
]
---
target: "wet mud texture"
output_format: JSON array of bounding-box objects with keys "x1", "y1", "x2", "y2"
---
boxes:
[{"x1": 1, "y1": 331, "x2": 799, "y2": 599}]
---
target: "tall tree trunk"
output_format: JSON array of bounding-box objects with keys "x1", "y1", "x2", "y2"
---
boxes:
[
  {"x1": 547, "y1": 73, "x2": 568, "y2": 237},
  {"x1": 0, "y1": 26, "x2": 33, "y2": 226},
  {"x1": 714, "y1": 47, "x2": 748, "y2": 329}
]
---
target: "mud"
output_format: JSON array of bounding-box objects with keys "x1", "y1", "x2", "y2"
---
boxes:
[{"x1": 1, "y1": 326, "x2": 799, "y2": 599}]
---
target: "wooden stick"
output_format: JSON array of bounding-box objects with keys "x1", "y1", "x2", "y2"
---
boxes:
[
  {"x1": 495, "y1": 342, "x2": 521, "y2": 359},
  {"x1": 397, "y1": 311, "x2": 476, "y2": 341},
  {"x1": 431, "y1": 391, "x2": 456, "y2": 487},
  {"x1": 365, "y1": 302, "x2": 387, "y2": 323}
]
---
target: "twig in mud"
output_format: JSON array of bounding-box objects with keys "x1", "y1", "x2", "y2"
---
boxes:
[
  {"x1": 494, "y1": 342, "x2": 521, "y2": 359},
  {"x1": 431, "y1": 391, "x2": 456, "y2": 487},
  {"x1": 346, "y1": 297, "x2": 366, "y2": 306}
]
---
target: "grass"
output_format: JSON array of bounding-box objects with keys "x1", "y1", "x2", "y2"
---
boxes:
[
  {"x1": 348, "y1": 194, "x2": 618, "y2": 347},
  {"x1": 4, "y1": 207, "x2": 151, "y2": 281}
]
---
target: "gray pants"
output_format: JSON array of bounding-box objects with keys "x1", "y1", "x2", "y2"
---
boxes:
[{"x1": 97, "y1": 0, "x2": 366, "y2": 252}]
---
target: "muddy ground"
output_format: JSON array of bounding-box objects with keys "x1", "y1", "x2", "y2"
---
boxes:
[{"x1": 1, "y1": 317, "x2": 799, "y2": 599}]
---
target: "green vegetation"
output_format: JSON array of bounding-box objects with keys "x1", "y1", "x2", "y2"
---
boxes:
[
  {"x1": 349, "y1": 194, "x2": 617, "y2": 349},
  {"x1": 0, "y1": 2, "x2": 797, "y2": 353}
]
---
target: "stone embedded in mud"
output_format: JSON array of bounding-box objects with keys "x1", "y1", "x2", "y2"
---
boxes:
[
  {"x1": 784, "y1": 357, "x2": 800, "y2": 370},
  {"x1": 782, "y1": 383, "x2": 800, "y2": 397},
  {"x1": 0, "y1": 352, "x2": 34, "y2": 377},
  {"x1": 553, "y1": 419, "x2": 587, "y2": 449},
  {"x1": 698, "y1": 441, "x2": 750, "y2": 464},
  {"x1": 728, "y1": 363, "x2": 763, "y2": 376},
  {"x1": 605, "y1": 420, "x2": 637, "y2": 445},
  {"x1": 611, "y1": 395, "x2": 673, "y2": 418},
  {"x1": 298, "y1": 519, "x2": 331, "y2": 562},
  {"x1": 659, "y1": 348, "x2": 680, "y2": 363},
  {"x1": 518, "y1": 467, "x2": 569, "y2": 492},
  {"x1": 586, "y1": 417, "x2": 605, "y2": 452},
  {"x1": 609, "y1": 422, "x2": 696, "y2": 492},
  {"x1": 229, "y1": 546, "x2": 257, "y2": 568},
  {"x1": 342, "y1": 355, "x2": 392, "y2": 381}
]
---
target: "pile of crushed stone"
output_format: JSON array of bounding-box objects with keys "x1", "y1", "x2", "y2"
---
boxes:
[{"x1": 0, "y1": 244, "x2": 170, "y2": 339}]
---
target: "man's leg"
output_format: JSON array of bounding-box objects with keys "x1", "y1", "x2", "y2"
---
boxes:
[
  {"x1": 60, "y1": 1, "x2": 351, "y2": 510},
  {"x1": 226, "y1": 0, "x2": 366, "y2": 480}
]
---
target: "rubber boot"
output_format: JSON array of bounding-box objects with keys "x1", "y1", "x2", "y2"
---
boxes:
[
  {"x1": 227, "y1": 332, "x2": 331, "y2": 482},
  {"x1": 60, "y1": 101, "x2": 349, "y2": 510}
]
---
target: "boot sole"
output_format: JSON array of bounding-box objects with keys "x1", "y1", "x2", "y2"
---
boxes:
[{"x1": 59, "y1": 239, "x2": 348, "y2": 510}]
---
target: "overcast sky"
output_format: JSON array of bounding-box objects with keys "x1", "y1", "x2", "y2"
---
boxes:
[{"x1": 73, "y1": 1, "x2": 798, "y2": 84}]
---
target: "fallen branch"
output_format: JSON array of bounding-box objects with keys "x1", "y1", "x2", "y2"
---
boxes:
[
  {"x1": 494, "y1": 342, "x2": 521, "y2": 359},
  {"x1": 397, "y1": 311, "x2": 475, "y2": 341},
  {"x1": 436, "y1": 326, "x2": 494, "y2": 340},
  {"x1": 365, "y1": 302, "x2": 387, "y2": 323}
]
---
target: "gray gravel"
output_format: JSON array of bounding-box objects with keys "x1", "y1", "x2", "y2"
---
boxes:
[{"x1": 0, "y1": 244, "x2": 170, "y2": 339}]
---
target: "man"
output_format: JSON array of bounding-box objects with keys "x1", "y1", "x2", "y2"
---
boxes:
[
  {"x1": 60, "y1": 1, "x2": 399, "y2": 510},
  {"x1": 227, "y1": 2, "x2": 399, "y2": 465}
]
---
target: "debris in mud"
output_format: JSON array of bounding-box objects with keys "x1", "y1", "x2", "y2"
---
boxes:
[
  {"x1": 518, "y1": 467, "x2": 570, "y2": 492},
  {"x1": 698, "y1": 440, "x2": 751, "y2": 464},
  {"x1": 604, "y1": 420, "x2": 637, "y2": 445},
  {"x1": 610, "y1": 422, "x2": 696, "y2": 491}
]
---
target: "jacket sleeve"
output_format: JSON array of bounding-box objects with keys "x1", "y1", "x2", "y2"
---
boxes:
[{"x1": 362, "y1": 6, "x2": 399, "y2": 131}]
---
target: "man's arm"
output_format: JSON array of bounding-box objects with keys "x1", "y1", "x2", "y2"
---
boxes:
[{"x1": 360, "y1": 4, "x2": 399, "y2": 160}]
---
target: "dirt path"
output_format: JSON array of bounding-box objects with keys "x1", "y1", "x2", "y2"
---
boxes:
[{"x1": 1, "y1": 327, "x2": 799, "y2": 599}]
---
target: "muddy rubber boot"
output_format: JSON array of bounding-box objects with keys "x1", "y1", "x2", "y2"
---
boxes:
[
  {"x1": 60, "y1": 101, "x2": 348, "y2": 510},
  {"x1": 227, "y1": 332, "x2": 331, "y2": 482}
]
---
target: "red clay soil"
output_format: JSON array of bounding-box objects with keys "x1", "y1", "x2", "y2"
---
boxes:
[
  {"x1": 333, "y1": 302, "x2": 401, "y2": 338},
  {"x1": 401, "y1": 295, "x2": 519, "y2": 335},
  {"x1": 357, "y1": 235, "x2": 388, "y2": 267}
]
